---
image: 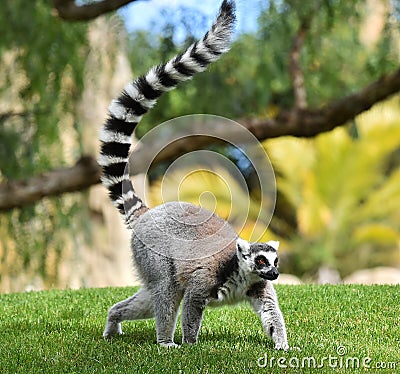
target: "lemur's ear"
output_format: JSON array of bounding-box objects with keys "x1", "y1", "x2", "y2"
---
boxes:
[
  {"x1": 267, "y1": 240, "x2": 280, "y2": 251},
  {"x1": 236, "y1": 238, "x2": 251, "y2": 259}
]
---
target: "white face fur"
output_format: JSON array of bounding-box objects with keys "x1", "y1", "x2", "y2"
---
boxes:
[{"x1": 236, "y1": 238, "x2": 280, "y2": 281}]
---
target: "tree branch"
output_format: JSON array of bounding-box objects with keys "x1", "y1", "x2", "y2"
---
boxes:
[
  {"x1": 52, "y1": 0, "x2": 143, "y2": 21},
  {"x1": 132, "y1": 66, "x2": 400, "y2": 174},
  {"x1": 0, "y1": 156, "x2": 101, "y2": 211},
  {"x1": 1, "y1": 66, "x2": 400, "y2": 211},
  {"x1": 244, "y1": 66, "x2": 400, "y2": 139},
  {"x1": 0, "y1": 111, "x2": 34, "y2": 122}
]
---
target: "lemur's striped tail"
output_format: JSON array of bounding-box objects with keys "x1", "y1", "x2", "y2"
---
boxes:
[{"x1": 99, "y1": 0, "x2": 236, "y2": 227}]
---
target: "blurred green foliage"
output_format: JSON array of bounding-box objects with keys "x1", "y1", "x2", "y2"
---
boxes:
[
  {"x1": 266, "y1": 99, "x2": 400, "y2": 277},
  {"x1": 0, "y1": 1, "x2": 89, "y2": 288},
  {"x1": 129, "y1": 0, "x2": 400, "y2": 134},
  {"x1": 0, "y1": 1, "x2": 88, "y2": 176}
]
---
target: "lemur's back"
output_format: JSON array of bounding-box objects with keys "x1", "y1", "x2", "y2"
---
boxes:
[{"x1": 131, "y1": 201, "x2": 238, "y2": 289}]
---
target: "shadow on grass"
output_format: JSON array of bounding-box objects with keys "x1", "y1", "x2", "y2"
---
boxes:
[{"x1": 202, "y1": 328, "x2": 271, "y2": 345}]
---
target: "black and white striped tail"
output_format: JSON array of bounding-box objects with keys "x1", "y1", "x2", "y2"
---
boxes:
[{"x1": 99, "y1": 0, "x2": 236, "y2": 227}]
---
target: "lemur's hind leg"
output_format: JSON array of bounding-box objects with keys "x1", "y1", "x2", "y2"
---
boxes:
[
  {"x1": 152, "y1": 284, "x2": 183, "y2": 348},
  {"x1": 181, "y1": 282, "x2": 208, "y2": 344},
  {"x1": 103, "y1": 287, "x2": 153, "y2": 338}
]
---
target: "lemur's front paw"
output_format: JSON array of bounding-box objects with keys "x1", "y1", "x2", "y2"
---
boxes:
[{"x1": 274, "y1": 340, "x2": 289, "y2": 351}]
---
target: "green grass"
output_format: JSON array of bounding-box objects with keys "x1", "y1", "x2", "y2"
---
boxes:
[{"x1": 1, "y1": 285, "x2": 399, "y2": 373}]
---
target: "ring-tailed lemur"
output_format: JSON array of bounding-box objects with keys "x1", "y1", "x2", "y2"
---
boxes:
[{"x1": 99, "y1": 0, "x2": 288, "y2": 350}]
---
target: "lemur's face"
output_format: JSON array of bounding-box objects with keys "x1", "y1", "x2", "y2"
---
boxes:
[{"x1": 236, "y1": 238, "x2": 280, "y2": 281}]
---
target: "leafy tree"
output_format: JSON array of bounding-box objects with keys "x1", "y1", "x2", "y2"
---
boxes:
[
  {"x1": 266, "y1": 99, "x2": 400, "y2": 277},
  {"x1": 0, "y1": 1, "x2": 89, "y2": 288}
]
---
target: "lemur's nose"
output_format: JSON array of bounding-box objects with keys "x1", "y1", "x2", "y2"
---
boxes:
[{"x1": 270, "y1": 267, "x2": 279, "y2": 279}]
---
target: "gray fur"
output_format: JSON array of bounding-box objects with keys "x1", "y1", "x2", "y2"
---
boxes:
[{"x1": 100, "y1": 0, "x2": 288, "y2": 351}]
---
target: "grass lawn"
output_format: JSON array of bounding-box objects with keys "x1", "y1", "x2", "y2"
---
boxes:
[{"x1": 1, "y1": 285, "x2": 399, "y2": 373}]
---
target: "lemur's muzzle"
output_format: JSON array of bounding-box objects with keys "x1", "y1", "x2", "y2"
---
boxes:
[{"x1": 260, "y1": 267, "x2": 279, "y2": 281}]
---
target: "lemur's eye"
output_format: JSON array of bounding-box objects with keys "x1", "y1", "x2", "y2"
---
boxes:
[
  {"x1": 274, "y1": 258, "x2": 278, "y2": 267},
  {"x1": 255, "y1": 256, "x2": 268, "y2": 267}
]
